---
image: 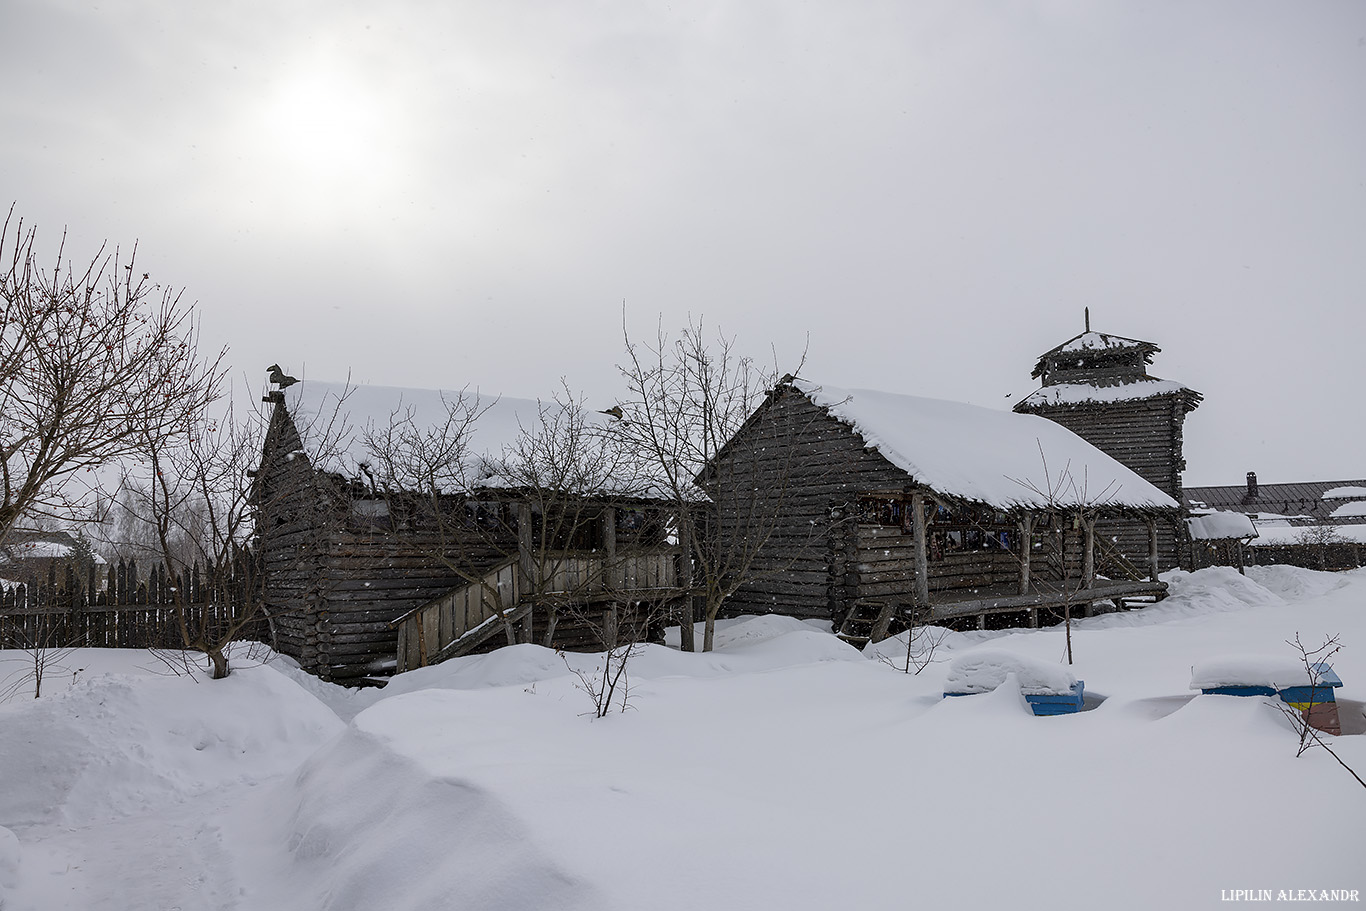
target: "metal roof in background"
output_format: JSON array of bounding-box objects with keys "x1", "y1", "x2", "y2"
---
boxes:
[{"x1": 1184, "y1": 478, "x2": 1366, "y2": 524}]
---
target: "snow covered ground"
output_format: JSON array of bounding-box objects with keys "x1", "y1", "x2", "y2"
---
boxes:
[{"x1": 2, "y1": 565, "x2": 1364, "y2": 910}]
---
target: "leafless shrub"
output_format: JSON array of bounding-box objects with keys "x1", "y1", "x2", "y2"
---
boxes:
[
  {"x1": 876, "y1": 616, "x2": 951, "y2": 675},
  {"x1": 1275, "y1": 633, "x2": 1365, "y2": 790}
]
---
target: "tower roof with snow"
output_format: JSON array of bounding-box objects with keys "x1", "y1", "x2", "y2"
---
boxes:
[{"x1": 1018, "y1": 324, "x2": 1201, "y2": 412}]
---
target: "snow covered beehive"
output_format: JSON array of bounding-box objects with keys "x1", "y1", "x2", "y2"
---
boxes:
[
  {"x1": 1191, "y1": 656, "x2": 1343, "y2": 735},
  {"x1": 943, "y1": 650, "x2": 1085, "y2": 716}
]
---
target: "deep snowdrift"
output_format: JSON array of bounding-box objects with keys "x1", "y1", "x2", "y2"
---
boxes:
[{"x1": 2, "y1": 566, "x2": 1363, "y2": 911}]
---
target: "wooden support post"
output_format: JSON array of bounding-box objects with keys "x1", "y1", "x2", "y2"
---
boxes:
[
  {"x1": 678, "y1": 513, "x2": 695, "y2": 652},
  {"x1": 516, "y1": 503, "x2": 534, "y2": 644},
  {"x1": 911, "y1": 491, "x2": 930, "y2": 608},
  {"x1": 603, "y1": 506, "x2": 617, "y2": 590},
  {"x1": 977, "y1": 613, "x2": 986, "y2": 631},
  {"x1": 1147, "y1": 518, "x2": 1160, "y2": 581},
  {"x1": 1082, "y1": 516, "x2": 1096, "y2": 590},
  {"x1": 1018, "y1": 513, "x2": 1033, "y2": 596},
  {"x1": 1028, "y1": 608, "x2": 1039, "y2": 629},
  {"x1": 1235, "y1": 540, "x2": 1246, "y2": 575}
]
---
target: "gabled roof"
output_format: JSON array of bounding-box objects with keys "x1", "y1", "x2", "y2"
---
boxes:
[
  {"x1": 284, "y1": 380, "x2": 544, "y2": 490},
  {"x1": 279, "y1": 379, "x2": 667, "y2": 499},
  {"x1": 795, "y1": 380, "x2": 1178, "y2": 512}
]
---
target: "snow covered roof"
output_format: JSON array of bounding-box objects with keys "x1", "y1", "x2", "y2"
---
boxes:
[
  {"x1": 1186, "y1": 510, "x2": 1258, "y2": 541},
  {"x1": 1028, "y1": 330, "x2": 1162, "y2": 381},
  {"x1": 1329, "y1": 501, "x2": 1366, "y2": 519},
  {"x1": 1051, "y1": 331, "x2": 1157, "y2": 355},
  {"x1": 1017, "y1": 379, "x2": 1193, "y2": 409},
  {"x1": 0, "y1": 530, "x2": 107, "y2": 564},
  {"x1": 944, "y1": 650, "x2": 1078, "y2": 696},
  {"x1": 281, "y1": 379, "x2": 669, "y2": 499},
  {"x1": 796, "y1": 380, "x2": 1179, "y2": 512},
  {"x1": 1190, "y1": 656, "x2": 1341, "y2": 691},
  {"x1": 284, "y1": 380, "x2": 556, "y2": 490},
  {"x1": 1185, "y1": 478, "x2": 1366, "y2": 521}
]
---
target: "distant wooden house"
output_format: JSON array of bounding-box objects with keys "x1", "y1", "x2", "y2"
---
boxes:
[
  {"x1": 256, "y1": 378, "x2": 679, "y2": 682},
  {"x1": 0, "y1": 529, "x2": 106, "y2": 590},
  {"x1": 701, "y1": 378, "x2": 1180, "y2": 642},
  {"x1": 1185, "y1": 474, "x2": 1366, "y2": 571},
  {"x1": 1012, "y1": 321, "x2": 1201, "y2": 573}
]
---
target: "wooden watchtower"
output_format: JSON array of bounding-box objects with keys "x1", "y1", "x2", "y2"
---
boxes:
[{"x1": 1013, "y1": 313, "x2": 1201, "y2": 572}]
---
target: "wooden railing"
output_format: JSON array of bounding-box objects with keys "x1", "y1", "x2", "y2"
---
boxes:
[{"x1": 394, "y1": 549, "x2": 678, "y2": 672}]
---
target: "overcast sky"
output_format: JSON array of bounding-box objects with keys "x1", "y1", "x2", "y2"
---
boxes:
[{"x1": 2, "y1": 1, "x2": 1362, "y2": 486}]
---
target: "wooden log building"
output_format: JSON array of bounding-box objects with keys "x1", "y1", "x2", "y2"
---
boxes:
[
  {"x1": 1012, "y1": 317, "x2": 1201, "y2": 574},
  {"x1": 700, "y1": 378, "x2": 1181, "y2": 643},
  {"x1": 256, "y1": 377, "x2": 678, "y2": 682}
]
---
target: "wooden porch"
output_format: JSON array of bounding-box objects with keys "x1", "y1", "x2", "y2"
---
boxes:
[
  {"x1": 927, "y1": 577, "x2": 1167, "y2": 625},
  {"x1": 834, "y1": 488, "x2": 1173, "y2": 645},
  {"x1": 836, "y1": 577, "x2": 1167, "y2": 645},
  {"x1": 393, "y1": 548, "x2": 682, "y2": 672}
]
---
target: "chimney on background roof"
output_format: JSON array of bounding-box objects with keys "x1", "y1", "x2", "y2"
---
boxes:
[{"x1": 1246, "y1": 471, "x2": 1258, "y2": 500}]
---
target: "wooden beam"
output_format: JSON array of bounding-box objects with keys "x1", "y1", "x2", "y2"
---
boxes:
[
  {"x1": 603, "y1": 506, "x2": 617, "y2": 562},
  {"x1": 1018, "y1": 513, "x2": 1033, "y2": 595},
  {"x1": 1147, "y1": 518, "x2": 1160, "y2": 581},
  {"x1": 516, "y1": 503, "x2": 534, "y2": 582},
  {"x1": 868, "y1": 601, "x2": 896, "y2": 644},
  {"x1": 1082, "y1": 516, "x2": 1096, "y2": 590},
  {"x1": 911, "y1": 491, "x2": 930, "y2": 608},
  {"x1": 516, "y1": 503, "x2": 534, "y2": 644}
]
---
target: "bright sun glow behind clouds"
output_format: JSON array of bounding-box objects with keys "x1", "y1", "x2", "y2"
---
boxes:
[
  {"x1": 223, "y1": 55, "x2": 414, "y2": 226},
  {"x1": 261, "y1": 69, "x2": 392, "y2": 177}
]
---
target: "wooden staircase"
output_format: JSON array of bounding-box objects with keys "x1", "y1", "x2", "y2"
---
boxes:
[
  {"x1": 836, "y1": 600, "x2": 897, "y2": 649},
  {"x1": 393, "y1": 549, "x2": 683, "y2": 672}
]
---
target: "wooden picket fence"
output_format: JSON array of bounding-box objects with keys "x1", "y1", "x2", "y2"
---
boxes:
[{"x1": 0, "y1": 554, "x2": 269, "y2": 651}]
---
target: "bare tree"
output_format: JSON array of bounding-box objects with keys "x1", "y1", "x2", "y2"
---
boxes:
[
  {"x1": 614, "y1": 316, "x2": 804, "y2": 652},
  {"x1": 119, "y1": 392, "x2": 268, "y2": 679},
  {"x1": 1008, "y1": 443, "x2": 1121, "y2": 665},
  {"x1": 0, "y1": 207, "x2": 222, "y2": 542},
  {"x1": 363, "y1": 382, "x2": 663, "y2": 656},
  {"x1": 96, "y1": 481, "x2": 210, "y2": 568}
]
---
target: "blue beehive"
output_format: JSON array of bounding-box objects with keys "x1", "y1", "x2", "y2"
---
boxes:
[
  {"x1": 942, "y1": 681, "x2": 1085, "y2": 715},
  {"x1": 1194, "y1": 660, "x2": 1343, "y2": 735},
  {"x1": 943, "y1": 651, "x2": 1085, "y2": 715},
  {"x1": 1024, "y1": 680, "x2": 1085, "y2": 715}
]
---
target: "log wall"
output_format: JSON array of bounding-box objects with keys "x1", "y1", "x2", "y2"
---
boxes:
[
  {"x1": 705, "y1": 387, "x2": 908, "y2": 620},
  {"x1": 1017, "y1": 394, "x2": 1190, "y2": 571}
]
